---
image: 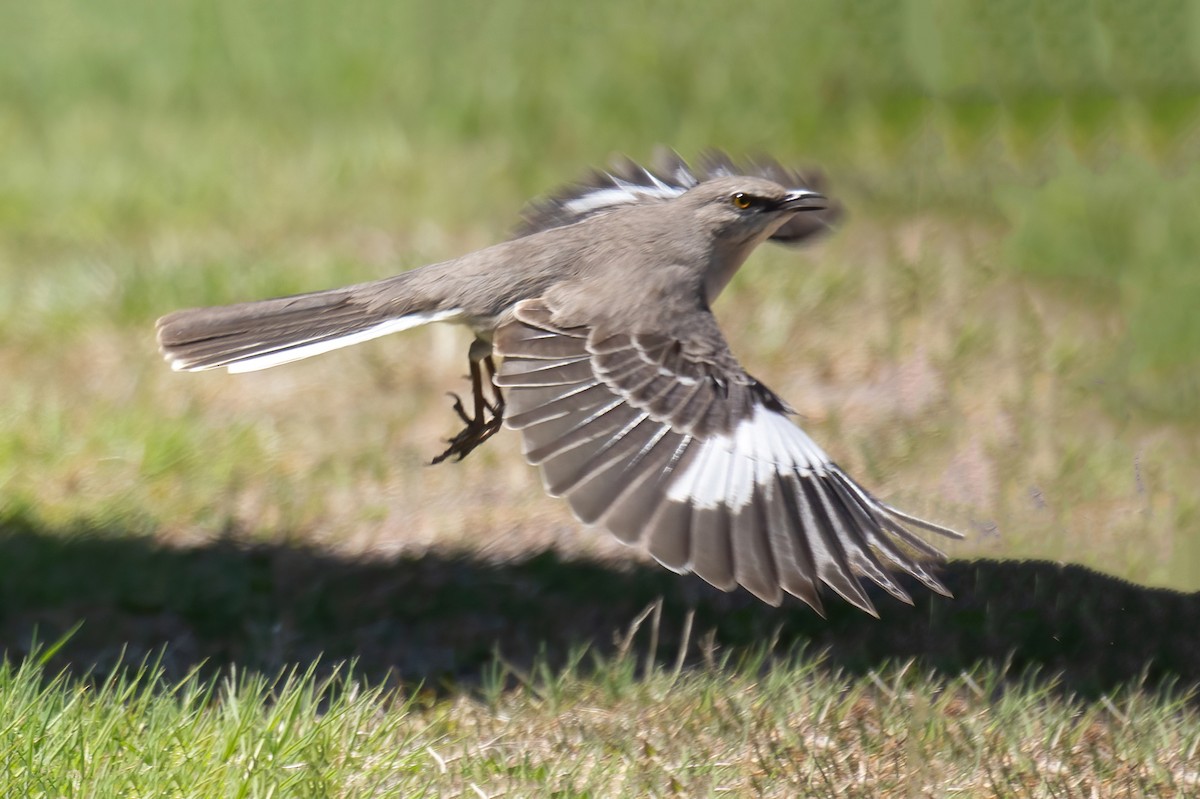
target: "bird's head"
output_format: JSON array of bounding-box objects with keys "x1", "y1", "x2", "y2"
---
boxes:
[
  {"x1": 681, "y1": 176, "x2": 829, "y2": 247},
  {"x1": 670, "y1": 175, "x2": 830, "y2": 302}
]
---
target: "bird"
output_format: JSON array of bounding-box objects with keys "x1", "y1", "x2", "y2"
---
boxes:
[{"x1": 156, "y1": 149, "x2": 961, "y2": 615}]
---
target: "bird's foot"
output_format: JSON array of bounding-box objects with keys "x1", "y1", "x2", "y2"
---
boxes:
[
  {"x1": 430, "y1": 402, "x2": 504, "y2": 464},
  {"x1": 430, "y1": 354, "x2": 505, "y2": 464}
]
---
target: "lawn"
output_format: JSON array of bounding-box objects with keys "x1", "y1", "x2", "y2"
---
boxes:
[{"x1": 1, "y1": 1, "x2": 1198, "y2": 795}]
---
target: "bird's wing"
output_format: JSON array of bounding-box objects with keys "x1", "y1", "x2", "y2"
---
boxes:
[
  {"x1": 514, "y1": 149, "x2": 842, "y2": 245},
  {"x1": 493, "y1": 299, "x2": 959, "y2": 614}
]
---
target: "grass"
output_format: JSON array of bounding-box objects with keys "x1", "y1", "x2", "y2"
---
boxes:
[
  {"x1": 3, "y1": 634, "x2": 1198, "y2": 798},
  {"x1": 1, "y1": 0, "x2": 1199, "y2": 795}
]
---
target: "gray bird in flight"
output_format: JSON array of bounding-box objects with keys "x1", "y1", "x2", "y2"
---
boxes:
[{"x1": 157, "y1": 150, "x2": 960, "y2": 614}]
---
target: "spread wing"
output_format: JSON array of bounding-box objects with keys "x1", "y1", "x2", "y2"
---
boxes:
[
  {"x1": 493, "y1": 299, "x2": 959, "y2": 614},
  {"x1": 515, "y1": 149, "x2": 842, "y2": 245}
]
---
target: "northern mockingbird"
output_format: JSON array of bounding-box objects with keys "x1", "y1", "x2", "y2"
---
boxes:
[{"x1": 157, "y1": 150, "x2": 960, "y2": 614}]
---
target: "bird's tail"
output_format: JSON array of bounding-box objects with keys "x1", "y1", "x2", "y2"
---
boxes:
[{"x1": 156, "y1": 282, "x2": 460, "y2": 374}]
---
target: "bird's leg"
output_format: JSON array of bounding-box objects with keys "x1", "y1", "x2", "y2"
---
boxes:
[
  {"x1": 481, "y1": 353, "x2": 505, "y2": 417},
  {"x1": 431, "y1": 340, "x2": 505, "y2": 464}
]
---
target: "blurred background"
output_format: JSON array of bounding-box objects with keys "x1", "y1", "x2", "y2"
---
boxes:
[{"x1": 0, "y1": 1, "x2": 1197, "y2": 676}]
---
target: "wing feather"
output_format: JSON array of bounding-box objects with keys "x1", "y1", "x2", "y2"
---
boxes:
[{"x1": 494, "y1": 298, "x2": 959, "y2": 613}]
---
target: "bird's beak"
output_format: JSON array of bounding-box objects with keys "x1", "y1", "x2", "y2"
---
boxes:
[{"x1": 778, "y1": 190, "x2": 828, "y2": 212}]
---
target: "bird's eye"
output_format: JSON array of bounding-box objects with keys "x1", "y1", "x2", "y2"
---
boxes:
[{"x1": 731, "y1": 192, "x2": 753, "y2": 210}]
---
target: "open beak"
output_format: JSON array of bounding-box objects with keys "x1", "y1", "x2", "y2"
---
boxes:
[{"x1": 778, "y1": 189, "x2": 828, "y2": 212}]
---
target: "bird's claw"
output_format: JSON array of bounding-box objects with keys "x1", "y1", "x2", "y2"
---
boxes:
[
  {"x1": 430, "y1": 355, "x2": 505, "y2": 465},
  {"x1": 430, "y1": 409, "x2": 503, "y2": 465},
  {"x1": 447, "y1": 392, "x2": 472, "y2": 425}
]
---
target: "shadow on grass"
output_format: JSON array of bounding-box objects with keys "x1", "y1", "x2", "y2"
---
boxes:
[{"x1": 1, "y1": 509, "x2": 1197, "y2": 698}]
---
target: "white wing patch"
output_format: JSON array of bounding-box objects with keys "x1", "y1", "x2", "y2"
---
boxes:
[
  {"x1": 665, "y1": 403, "x2": 831, "y2": 509},
  {"x1": 172, "y1": 309, "x2": 463, "y2": 373},
  {"x1": 561, "y1": 171, "x2": 693, "y2": 216}
]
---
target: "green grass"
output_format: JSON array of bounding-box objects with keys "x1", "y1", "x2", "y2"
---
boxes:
[
  {"x1": 2, "y1": 0, "x2": 1200, "y2": 795},
  {"x1": 3, "y1": 637, "x2": 1197, "y2": 798}
]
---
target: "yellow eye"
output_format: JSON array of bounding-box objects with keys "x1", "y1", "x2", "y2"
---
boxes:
[{"x1": 731, "y1": 192, "x2": 752, "y2": 209}]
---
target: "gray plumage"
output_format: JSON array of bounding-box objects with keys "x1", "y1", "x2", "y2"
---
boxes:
[{"x1": 157, "y1": 150, "x2": 959, "y2": 613}]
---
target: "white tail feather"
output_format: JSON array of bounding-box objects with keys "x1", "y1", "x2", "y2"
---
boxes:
[{"x1": 173, "y1": 309, "x2": 463, "y2": 373}]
